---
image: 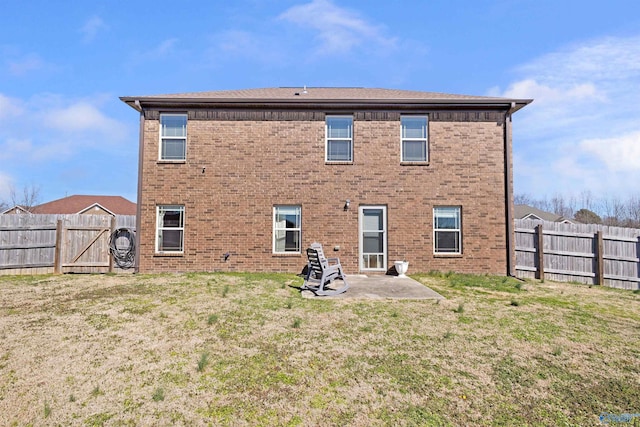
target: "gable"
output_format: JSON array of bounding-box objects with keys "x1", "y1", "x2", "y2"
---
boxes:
[
  {"x1": 0, "y1": 205, "x2": 31, "y2": 215},
  {"x1": 78, "y1": 203, "x2": 116, "y2": 216},
  {"x1": 523, "y1": 213, "x2": 543, "y2": 221}
]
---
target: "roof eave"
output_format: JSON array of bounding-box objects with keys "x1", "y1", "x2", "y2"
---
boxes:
[{"x1": 120, "y1": 96, "x2": 533, "y2": 113}]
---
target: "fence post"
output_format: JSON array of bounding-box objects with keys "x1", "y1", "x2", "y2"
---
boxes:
[
  {"x1": 108, "y1": 216, "x2": 116, "y2": 273},
  {"x1": 637, "y1": 236, "x2": 640, "y2": 291},
  {"x1": 595, "y1": 231, "x2": 604, "y2": 286},
  {"x1": 54, "y1": 220, "x2": 63, "y2": 274},
  {"x1": 536, "y1": 224, "x2": 544, "y2": 280}
]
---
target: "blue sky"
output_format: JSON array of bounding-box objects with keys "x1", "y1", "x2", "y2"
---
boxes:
[{"x1": 1, "y1": 0, "x2": 639, "y2": 206}]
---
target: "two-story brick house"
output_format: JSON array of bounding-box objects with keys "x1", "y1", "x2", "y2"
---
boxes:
[{"x1": 121, "y1": 87, "x2": 530, "y2": 275}]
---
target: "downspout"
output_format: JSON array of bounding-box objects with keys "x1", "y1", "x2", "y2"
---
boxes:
[
  {"x1": 134, "y1": 100, "x2": 144, "y2": 273},
  {"x1": 504, "y1": 102, "x2": 516, "y2": 276}
]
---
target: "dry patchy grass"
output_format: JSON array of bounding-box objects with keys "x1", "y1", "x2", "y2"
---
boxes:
[{"x1": 0, "y1": 272, "x2": 639, "y2": 426}]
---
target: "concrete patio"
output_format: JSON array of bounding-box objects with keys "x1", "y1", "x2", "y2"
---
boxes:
[{"x1": 301, "y1": 274, "x2": 445, "y2": 300}]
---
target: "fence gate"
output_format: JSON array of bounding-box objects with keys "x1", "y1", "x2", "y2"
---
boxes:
[{"x1": 58, "y1": 217, "x2": 113, "y2": 273}]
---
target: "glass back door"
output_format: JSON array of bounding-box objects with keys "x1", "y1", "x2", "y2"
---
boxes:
[{"x1": 359, "y1": 206, "x2": 387, "y2": 271}]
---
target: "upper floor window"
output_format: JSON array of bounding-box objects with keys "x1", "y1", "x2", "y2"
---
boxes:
[
  {"x1": 326, "y1": 116, "x2": 353, "y2": 162},
  {"x1": 401, "y1": 116, "x2": 428, "y2": 162},
  {"x1": 160, "y1": 113, "x2": 187, "y2": 161},
  {"x1": 434, "y1": 206, "x2": 461, "y2": 254},
  {"x1": 156, "y1": 205, "x2": 184, "y2": 253},
  {"x1": 273, "y1": 205, "x2": 301, "y2": 253}
]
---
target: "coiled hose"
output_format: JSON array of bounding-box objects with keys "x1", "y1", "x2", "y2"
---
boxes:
[{"x1": 108, "y1": 228, "x2": 136, "y2": 269}]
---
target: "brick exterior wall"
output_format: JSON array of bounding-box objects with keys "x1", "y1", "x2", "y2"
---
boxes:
[{"x1": 136, "y1": 109, "x2": 510, "y2": 275}]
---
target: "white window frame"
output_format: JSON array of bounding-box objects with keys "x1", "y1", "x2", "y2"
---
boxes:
[
  {"x1": 156, "y1": 205, "x2": 185, "y2": 253},
  {"x1": 273, "y1": 205, "x2": 302, "y2": 254},
  {"x1": 400, "y1": 115, "x2": 428, "y2": 162},
  {"x1": 325, "y1": 115, "x2": 353, "y2": 162},
  {"x1": 159, "y1": 113, "x2": 187, "y2": 161},
  {"x1": 433, "y1": 206, "x2": 461, "y2": 254}
]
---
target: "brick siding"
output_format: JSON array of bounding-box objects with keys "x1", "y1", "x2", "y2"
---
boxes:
[{"x1": 137, "y1": 110, "x2": 509, "y2": 275}]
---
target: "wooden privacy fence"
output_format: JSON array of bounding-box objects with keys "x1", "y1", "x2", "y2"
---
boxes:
[
  {"x1": 515, "y1": 219, "x2": 640, "y2": 290},
  {"x1": 0, "y1": 214, "x2": 136, "y2": 275}
]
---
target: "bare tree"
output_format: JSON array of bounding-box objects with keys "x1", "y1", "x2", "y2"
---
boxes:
[
  {"x1": 623, "y1": 194, "x2": 640, "y2": 228},
  {"x1": 551, "y1": 194, "x2": 575, "y2": 219},
  {"x1": 578, "y1": 190, "x2": 596, "y2": 212},
  {"x1": 515, "y1": 191, "x2": 640, "y2": 228},
  {"x1": 8, "y1": 184, "x2": 41, "y2": 212},
  {"x1": 600, "y1": 197, "x2": 626, "y2": 226},
  {"x1": 534, "y1": 197, "x2": 553, "y2": 214},
  {"x1": 514, "y1": 193, "x2": 534, "y2": 206}
]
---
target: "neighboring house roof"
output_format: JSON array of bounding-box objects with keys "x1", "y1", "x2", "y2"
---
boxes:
[
  {"x1": 29, "y1": 195, "x2": 137, "y2": 215},
  {"x1": 0, "y1": 205, "x2": 30, "y2": 214},
  {"x1": 121, "y1": 87, "x2": 532, "y2": 112},
  {"x1": 514, "y1": 205, "x2": 574, "y2": 224}
]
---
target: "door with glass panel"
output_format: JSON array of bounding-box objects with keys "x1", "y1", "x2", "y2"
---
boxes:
[{"x1": 359, "y1": 206, "x2": 387, "y2": 271}]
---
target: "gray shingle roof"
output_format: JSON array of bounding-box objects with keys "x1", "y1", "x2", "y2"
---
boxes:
[
  {"x1": 130, "y1": 87, "x2": 504, "y2": 101},
  {"x1": 514, "y1": 205, "x2": 571, "y2": 223},
  {"x1": 121, "y1": 87, "x2": 532, "y2": 112}
]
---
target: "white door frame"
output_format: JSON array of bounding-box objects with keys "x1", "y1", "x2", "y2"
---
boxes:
[{"x1": 358, "y1": 205, "x2": 387, "y2": 272}]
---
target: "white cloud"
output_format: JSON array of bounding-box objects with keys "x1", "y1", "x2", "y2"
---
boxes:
[
  {"x1": 580, "y1": 131, "x2": 640, "y2": 172},
  {"x1": 7, "y1": 53, "x2": 45, "y2": 76},
  {"x1": 278, "y1": 0, "x2": 396, "y2": 55},
  {"x1": 0, "y1": 94, "x2": 24, "y2": 121},
  {"x1": 129, "y1": 38, "x2": 179, "y2": 66},
  {"x1": 43, "y1": 102, "x2": 120, "y2": 133},
  {"x1": 219, "y1": 30, "x2": 260, "y2": 54},
  {"x1": 149, "y1": 38, "x2": 178, "y2": 57},
  {"x1": 0, "y1": 172, "x2": 14, "y2": 201},
  {"x1": 497, "y1": 78, "x2": 602, "y2": 105},
  {"x1": 218, "y1": 30, "x2": 260, "y2": 54},
  {"x1": 0, "y1": 93, "x2": 129, "y2": 173},
  {"x1": 210, "y1": 30, "x2": 286, "y2": 65},
  {"x1": 80, "y1": 16, "x2": 108, "y2": 43},
  {"x1": 493, "y1": 35, "x2": 640, "y2": 198},
  {"x1": 518, "y1": 36, "x2": 640, "y2": 83},
  {"x1": 0, "y1": 138, "x2": 71, "y2": 162},
  {"x1": 0, "y1": 138, "x2": 32, "y2": 158},
  {"x1": 203, "y1": 0, "x2": 418, "y2": 82}
]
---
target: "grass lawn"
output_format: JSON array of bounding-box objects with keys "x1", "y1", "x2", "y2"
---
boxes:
[{"x1": 0, "y1": 272, "x2": 639, "y2": 426}]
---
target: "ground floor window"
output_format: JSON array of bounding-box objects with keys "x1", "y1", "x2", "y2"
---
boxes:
[
  {"x1": 273, "y1": 205, "x2": 301, "y2": 253},
  {"x1": 434, "y1": 206, "x2": 461, "y2": 254},
  {"x1": 156, "y1": 205, "x2": 184, "y2": 252}
]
